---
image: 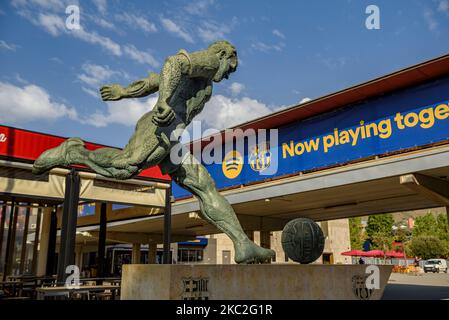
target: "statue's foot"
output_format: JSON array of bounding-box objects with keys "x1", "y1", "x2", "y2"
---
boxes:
[
  {"x1": 32, "y1": 137, "x2": 84, "y2": 174},
  {"x1": 234, "y1": 240, "x2": 275, "y2": 264}
]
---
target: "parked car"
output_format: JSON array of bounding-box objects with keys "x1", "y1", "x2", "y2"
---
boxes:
[{"x1": 423, "y1": 259, "x2": 448, "y2": 273}]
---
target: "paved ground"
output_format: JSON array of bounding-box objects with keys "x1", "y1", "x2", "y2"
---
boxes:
[{"x1": 382, "y1": 272, "x2": 449, "y2": 300}]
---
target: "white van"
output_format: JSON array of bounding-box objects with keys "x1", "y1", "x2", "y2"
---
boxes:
[{"x1": 423, "y1": 259, "x2": 448, "y2": 273}]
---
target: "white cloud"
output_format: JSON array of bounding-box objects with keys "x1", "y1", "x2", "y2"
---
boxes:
[
  {"x1": 299, "y1": 97, "x2": 311, "y2": 104},
  {"x1": 195, "y1": 95, "x2": 273, "y2": 130},
  {"x1": 84, "y1": 96, "x2": 158, "y2": 127},
  {"x1": 438, "y1": 0, "x2": 449, "y2": 14},
  {"x1": 71, "y1": 27, "x2": 122, "y2": 56},
  {"x1": 0, "y1": 81, "x2": 77, "y2": 124},
  {"x1": 94, "y1": 17, "x2": 115, "y2": 30},
  {"x1": 92, "y1": 0, "x2": 107, "y2": 15},
  {"x1": 12, "y1": 0, "x2": 73, "y2": 11},
  {"x1": 77, "y1": 63, "x2": 121, "y2": 88},
  {"x1": 49, "y1": 57, "x2": 63, "y2": 64},
  {"x1": 115, "y1": 13, "x2": 157, "y2": 33},
  {"x1": 15, "y1": 74, "x2": 29, "y2": 85},
  {"x1": 14, "y1": 1, "x2": 163, "y2": 65},
  {"x1": 18, "y1": 11, "x2": 122, "y2": 56},
  {"x1": 251, "y1": 41, "x2": 285, "y2": 53},
  {"x1": 197, "y1": 21, "x2": 232, "y2": 43},
  {"x1": 82, "y1": 87, "x2": 99, "y2": 99},
  {"x1": 229, "y1": 82, "x2": 245, "y2": 96},
  {"x1": 37, "y1": 12, "x2": 65, "y2": 36},
  {"x1": 123, "y1": 44, "x2": 159, "y2": 68},
  {"x1": 272, "y1": 29, "x2": 285, "y2": 39},
  {"x1": 160, "y1": 17, "x2": 194, "y2": 43},
  {"x1": 424, "y1": 9, "x2": 438, "y2": 31},
  {"x1": 0, "y1": 40, "x2": 18, "y2": 51},
  {"x1": 185, "y1": 0, "x2": 215, "y2": 16}
]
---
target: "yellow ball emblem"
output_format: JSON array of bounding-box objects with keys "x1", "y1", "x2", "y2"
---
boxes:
[{"x1": 222, "y1": 150, "x2": 243, "y2": 179}]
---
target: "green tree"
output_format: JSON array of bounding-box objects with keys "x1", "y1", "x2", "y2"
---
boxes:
[
  {"x1": 366, "y1": 214, "x2": 394, "y2": 239},
  {"x1": 349, "y1": 217, "x2": 364, "y2": 250},
  {"x1": 394, "y1": 227, "x2": 409, "y2": 243},
  {"x1": 435, "y1": 214, "x2": 449, "y2": 257},
  {"x1": 436, "y1": 214, "x2": 449, "y2": 242},
  {"x1": 371, "y1": 231, "x2": 393, "y2": 253},
  {"x1": 408, "y1": 235, "x2": 446, "y2": 260},
  {"x1": 412, "y1": 212, "x2": 438, "y2": 237},
  {"x1": 366, "y1": 214, "x2": 394, "y2": 250}
]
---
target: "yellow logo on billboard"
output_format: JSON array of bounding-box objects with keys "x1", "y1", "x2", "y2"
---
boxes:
[
  {"x1": 222, "y1": 150, "x2": 243, "y2": 179},
  {"x1": 249, "y1": 143, "x2": 272, "y2": 172}
]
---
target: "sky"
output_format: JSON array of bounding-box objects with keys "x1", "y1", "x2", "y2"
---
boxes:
[{"x1": 1, "y1": 0, "x2": 449, "y2": 148}]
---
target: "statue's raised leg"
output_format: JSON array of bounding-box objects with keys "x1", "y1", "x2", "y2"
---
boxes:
[
  {"x1": 32, "y1": 137, "x2": 139, "y2": 179},
  {"x1": 170, "y1": 154, "x2": 275, "y2": 264}
]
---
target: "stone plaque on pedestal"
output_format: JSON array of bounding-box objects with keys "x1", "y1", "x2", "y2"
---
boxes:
[{"x1": 121, "y1": 264, "x2": 392, "y2": 300}]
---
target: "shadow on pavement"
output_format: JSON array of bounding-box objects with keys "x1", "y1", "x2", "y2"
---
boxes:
[{"x1": 382, "y1": 284, "x2": 449, "y2": 300}]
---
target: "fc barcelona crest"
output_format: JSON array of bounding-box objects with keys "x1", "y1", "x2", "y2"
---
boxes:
[
  {"x1": 181, "y1": 277, "x2": 209, "y2": 300},
  {"x1": 249, "y1": 142, "x2": 272, "y2": 172},
  {"x1": 352, "y1": 274, "x2": 374, "y2": 300}
]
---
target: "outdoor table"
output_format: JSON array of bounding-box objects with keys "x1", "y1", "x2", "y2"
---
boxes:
[
  {"x1": 79, "y1": 277, "x2": 121, "y2": 285},
  {"x1": 5, "y1": 275, "x2": 56, "y2": 297},
  {"x1": 36, "y1": 284, "x2": 120, "y2": 300},
  {"x1": 0, "y1": 280, "x2": 22, "y2": 297},
  {"x1": 7, "y1": 275, "x2": 37, "y2": 281}
]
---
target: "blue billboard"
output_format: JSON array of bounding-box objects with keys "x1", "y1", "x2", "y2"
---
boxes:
[{"x1": 173, "y1": 76, "x2": 449, "y2": 198}]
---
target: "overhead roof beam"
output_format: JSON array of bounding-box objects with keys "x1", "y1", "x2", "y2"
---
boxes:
[
  {"x1": 87, "y1": 231, "x2": 194, "y2": 244},
  {"x1": 400, "y1": 173, "x2": 449, "y2": 206}
]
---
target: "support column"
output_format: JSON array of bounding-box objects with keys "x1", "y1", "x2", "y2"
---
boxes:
[
  {"x1": 260, "y1": 231, "x2": 272, "y2": 264},
  {"x1": 19, "y1": 206, "x2": 31, "y2": 274},
  {"x1": 32, "y1": 208, "x2": 42, "y2": 275},
  {"x1": 3, "y1": 201, "x2": 18, "y2": 280},
  {"x1": 36, "y1": 207, "x2": 52, "y2": 276},
  {"x1": 260, "y1": 231, "x2": 271, "y2": 249},
  {"x1": 57, "y1": 169, "x2": 80, "y2": 284},
  {"x1": 46, "y1": 207, "x2": 58, "y2": 276},
  {"x1": 163, "y1": 186, "x2": 172, "y2": 264},
  {"x1": 147, "y1": 243, "x2": 157, "y2": 264},
  {"x1": 245, "y1": 230, "x2": 254, "y2": 241},
  {"x1": 132, "y1": 243, "x2": 141, "y2": 264},
  {"x1": 97, "y1": 202, "x2": 107, "y2": 284},
  {"x1": 0, "y1": 204, "x2": 6, "y2": 270},
  {"x1": 75, "y1": 245, "x2": 83, "y2": 269}
]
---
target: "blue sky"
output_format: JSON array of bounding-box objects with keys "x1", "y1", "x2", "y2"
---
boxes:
[{"x1": 1, "y1": 0, "x2": 449, "y2": 147}]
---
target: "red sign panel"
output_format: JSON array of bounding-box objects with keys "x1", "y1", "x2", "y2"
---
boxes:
[{"x1": 0, "y1": 125, "x2": 170, "y2": 181}]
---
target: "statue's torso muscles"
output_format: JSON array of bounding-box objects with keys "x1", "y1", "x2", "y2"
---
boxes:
[
  {"x1": 123, "y1": 76, "x2": 212, "y2": 164},
  {"x1": 170, "y1": 77, "x2": 213, "y2": 126}
]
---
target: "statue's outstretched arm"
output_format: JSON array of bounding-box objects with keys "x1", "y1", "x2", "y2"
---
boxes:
[{"x1": 100, "y1": 73, "x2": 160, "y2": 101}]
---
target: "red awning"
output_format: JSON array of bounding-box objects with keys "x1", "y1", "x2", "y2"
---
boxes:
[
  {"x1": 385, "y1": 251, "x2": 406, "y2": 258},
  {"x1": 364, "y1": 250, "x2": 385, "y2": 257},
  {"x1": 341, "y1": 250, "x2": 367, "y2": 257}
]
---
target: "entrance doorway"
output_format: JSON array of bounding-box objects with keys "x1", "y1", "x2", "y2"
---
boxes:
[
  {"x1": 322, "y1": 253, "x2": 334, "y2": 264},
  {"x1": 222, "y1": 250, "x2": 231, "y2": 264}
]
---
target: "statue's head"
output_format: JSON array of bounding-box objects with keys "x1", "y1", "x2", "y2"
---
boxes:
[{"x1": 208, "y1": 40, "x2": 238, "y2": 82}]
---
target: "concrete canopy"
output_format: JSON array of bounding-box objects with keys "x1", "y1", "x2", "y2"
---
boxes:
[{"x1": 97, "y1": 143, "x2": 449, "y2": 238}]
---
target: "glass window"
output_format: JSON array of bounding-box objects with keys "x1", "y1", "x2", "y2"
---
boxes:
[{"x1": 178, "y1": 247, "x2": 204, "y2": 263}]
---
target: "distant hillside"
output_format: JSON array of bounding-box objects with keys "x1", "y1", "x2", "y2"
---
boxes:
[{"x1": 359, "y1": 207, "x2": 447, "y2": 225}]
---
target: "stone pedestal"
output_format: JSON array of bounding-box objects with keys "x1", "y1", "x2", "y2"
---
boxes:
[{"x1": 121, "y1": 264, "x2": 392, "y2": 300}]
